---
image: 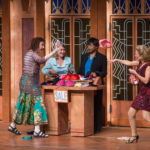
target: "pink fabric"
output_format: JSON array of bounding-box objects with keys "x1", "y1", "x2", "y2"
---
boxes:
[
  {"x1": 60, "y1": 74, "x2": 66, "y2": 79},
  {"x1": 99, "y1": 39, "x2": 113, "y2": 49},
  {"x1": 56, "y1": 80, "x2": 65, "y2": 86},
  {"x1": 65, "y1": 80, "x2": 75, "y2": 87}
]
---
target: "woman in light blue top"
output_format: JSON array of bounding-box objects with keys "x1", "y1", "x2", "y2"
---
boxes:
[{"x1": 42, "y1": 45, "x2": 75, "y2": 76}]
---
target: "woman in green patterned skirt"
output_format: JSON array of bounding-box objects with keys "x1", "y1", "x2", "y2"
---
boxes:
[{"x1": 8, "y1": 37, "x2": 56, "y2": 138}]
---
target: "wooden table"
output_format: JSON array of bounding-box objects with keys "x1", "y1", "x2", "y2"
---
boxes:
[{"x1": 42, "y1": 85, "x2": 104, "y2": 137}]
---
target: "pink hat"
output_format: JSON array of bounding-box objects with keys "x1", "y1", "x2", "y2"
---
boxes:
[
  {"x1": 99, "y1": 39, "x2": 113, "y2": 49},
  {"x1": 65, "y1": 80, "x2": 75, "y2": 87},
  {"x1": 56, "y1": 80, "x2": 65, "y2": 86}
]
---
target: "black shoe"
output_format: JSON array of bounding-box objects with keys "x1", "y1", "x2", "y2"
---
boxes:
[
  {"x1": 27, "y1": 131, "x2": 34, "y2": 135},
  {"x1": 126, "y1": 135, "x2": 139, "y2": 144}
]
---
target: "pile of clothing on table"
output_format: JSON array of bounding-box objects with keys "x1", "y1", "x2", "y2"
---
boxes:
[{"x1": 41, "y1": 73, "x2": 98, "y2": 87}]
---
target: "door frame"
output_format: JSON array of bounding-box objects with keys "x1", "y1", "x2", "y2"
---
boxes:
[{"x1": 110, "y1": 15, "x2": 150, "y2": 127}]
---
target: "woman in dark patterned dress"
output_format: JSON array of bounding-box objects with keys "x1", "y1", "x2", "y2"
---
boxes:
[
  {"x1": 110, "y1": 45, "x2": 150, "y2": 143},
  {"x1": 8, "y1": 37, "x2": 56, "y2": 138}
]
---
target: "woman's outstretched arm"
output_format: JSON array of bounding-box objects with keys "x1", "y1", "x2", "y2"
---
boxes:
[{"x1": 109, "y1": 59, "x2": 139, "y2": 66}]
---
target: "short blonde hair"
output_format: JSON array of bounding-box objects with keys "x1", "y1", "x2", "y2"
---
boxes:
[
  {"x1": 54, "y1": 45, "x2": 66, "y2": 59},
  {"x1": 136, "y1": 45, "x2": 150, "y2": 62}
]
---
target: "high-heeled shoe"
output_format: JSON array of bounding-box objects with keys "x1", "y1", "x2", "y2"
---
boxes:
[{"x1": 126, "y1": 135, "x2": 139, "y2": 144}]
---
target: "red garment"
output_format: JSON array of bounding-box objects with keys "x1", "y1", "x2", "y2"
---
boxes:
[{"x1": 131, "y1": 62, "x2": 150, "y2": 111}]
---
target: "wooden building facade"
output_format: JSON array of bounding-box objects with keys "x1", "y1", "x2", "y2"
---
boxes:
[{"x1": 1, "y1": 0, "x2": 150, "y2": 128}]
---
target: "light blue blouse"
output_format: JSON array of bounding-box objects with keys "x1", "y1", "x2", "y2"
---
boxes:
[{"x1": 42, "y1": 57, "x2": 75, "y2": 76}]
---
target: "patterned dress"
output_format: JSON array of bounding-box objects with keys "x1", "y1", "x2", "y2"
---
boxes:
[
  {"x1": 131, "y1": 62, "x2": 150, "y2": 112},
  {"x1": 12, "y1": 50, "x2": 48, "y2": 125}
]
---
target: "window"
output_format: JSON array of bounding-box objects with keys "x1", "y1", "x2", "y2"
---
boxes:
[{"x1": 50, "y1": 0, "x2": 90, "y2": 71}]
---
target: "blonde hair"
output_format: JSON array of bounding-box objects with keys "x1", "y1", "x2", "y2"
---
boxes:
[
  {"x1": 136, "y1": 45, "x2": 150, "y2": 62},
  {"x1": 54, "y1": 45, "x2": 66, "y2": 59}
]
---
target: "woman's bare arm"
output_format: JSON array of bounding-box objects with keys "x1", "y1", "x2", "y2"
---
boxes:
[
  {"x1": 129, "y1": 66, "x2": 150, "y2": 84},
  {"x1": 109, "y1": 59, "x2": 139, "y2": 66}
]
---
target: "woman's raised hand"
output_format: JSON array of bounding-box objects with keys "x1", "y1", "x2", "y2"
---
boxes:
[
  {"x1": 68, "y1": 67, "x2": 74, "y2": 74},
  {"x1": 129, "y1": 68, "x2": 137, "y2": 75}
]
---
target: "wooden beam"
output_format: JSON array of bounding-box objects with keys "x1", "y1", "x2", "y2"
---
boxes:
[
  {"x1": 97, "y1": 0, "x2": 107, "y2": 55},
  {"x1": 35, "y1": 0, "x2": 45, "y2": 83},
  {"x1": 35, "y1": 0, "x2": 45, "y2": 38},
  {"x1": 2, "y1": 0, "x2": 11, "y2": 122},
  {"x1": 90, "y1": 0, "x2": 98, "y2": 37}
]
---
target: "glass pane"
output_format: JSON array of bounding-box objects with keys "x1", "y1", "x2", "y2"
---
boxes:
[
  {"x1": 129, "y1": 0, "x2": 141, "y2": 14},
  {"x1": 82, "y1": 0, "x2": 90, "y2": 14},
  {"x1": 113, "y1": 0, "x2": 125, "y2": 14},
  {"x1": 74, "y1": 18, "x2": 90, "y2": 71},
  {"x1": 112, "y1": 18, "x2": 133, "y2": 101},
  {"x1": 51, "y1": 0, "x2": 63, "y2": 14},
  {"x1": 145, "y1": 0, "x2": 150, "y2": 14},
  {"x1": 137, "y1": 19, "x2": 150, "y2": 46},
  {"x1": 0, "y1": 18, "x2": 2, "y2": 95},
  {"x1": 67, "y1": 0, "x2": 78, "y2": 13},
  {"x1": 51, "y1": 0, "x2": 90, "y2": 14},
  {"x1": 51, "y1": 18, "x2": 70, "y2": 56}
]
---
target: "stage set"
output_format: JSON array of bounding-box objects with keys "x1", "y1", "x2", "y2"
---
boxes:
[{"x1": 1, "y1": 0, "x2": 150, "y2": 150}]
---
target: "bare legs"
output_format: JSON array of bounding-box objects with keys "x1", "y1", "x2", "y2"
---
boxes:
[
  {"x1": 128, "y1": 107, "x2": 150, "y2": 137},
  {"x1": 128, "y1": 107, "x2": 138, "y2": 136},
  {"x1": 142, "y1": 110, "x2": 150, "y2": 123},
  {"x1": 127, "y1": 107, "x2": 150, "y2": 143},
  {"x1": 126, "y1": 107, "x2": 139, "y2": 143}
]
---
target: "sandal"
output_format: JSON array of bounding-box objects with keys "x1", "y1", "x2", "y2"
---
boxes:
[
  {"x1": 33, "y1": 131, "x2": 48, "y2": 138},
  {"x1": 8, "y1": 126, "x2": 21, "y2": 135},
  {"x1": 126, "y1": 135, "x2": 139, "y2": 144}
]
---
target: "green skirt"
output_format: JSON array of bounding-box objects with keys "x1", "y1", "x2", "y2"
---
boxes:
[{"x1": 12, "y1": 92, "x2": 48, "y2": 125}]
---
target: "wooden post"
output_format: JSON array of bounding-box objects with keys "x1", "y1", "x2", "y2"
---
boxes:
[
  {"x1": 91, "y1": 0, "x2": 107, "y2": 126},
  {"x1": 35, "y1": 0, "x2": 45, "y2": 83},
  {"x1": 2, "y1": 0, "x2": 11, "y2": 122},
  {"x1": 90, "y1": 0, "x2": 98, "y2": 38},
  {"x1": 63, "y1": 0, "x2": 67, "y2": 14}
]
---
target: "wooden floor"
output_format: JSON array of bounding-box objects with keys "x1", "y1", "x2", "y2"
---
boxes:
[{"x1": 0, "y1": 122, "x2": 150, "y2": 150}]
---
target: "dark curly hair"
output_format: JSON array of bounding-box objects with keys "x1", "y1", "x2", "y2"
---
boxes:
[
  {"x1": 87, "y1": 37, "x2": 99, "y2": 48},
  {"x1": 29, "y1": 37, "x2": 45, "y2": 51}
]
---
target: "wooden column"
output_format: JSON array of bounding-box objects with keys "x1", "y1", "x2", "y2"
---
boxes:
[
  {"x1": 90, "y1": 0, "x2": 98, "y2": 38},
  {"x1": 35, "y1": 0, "x2": 45, "y2": 83},
  {"x1": 2, "y1": 0, "x2": 11, "y2": 122},
  {"x1": 97, "y1": 0, "x2": 106, "y2": 55},
  {"x1": 90, "y1": 0, "x2": 107, "y2": 126},
  {"x1": 91, "y1": 0, "x2": 107, "y2": 55},
  {"x1": 35, "y1": 0, "x2": 45, "y2": 37},
  {"x1": 45, "y1": 0, "x2": 50, "y2": 55}
]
